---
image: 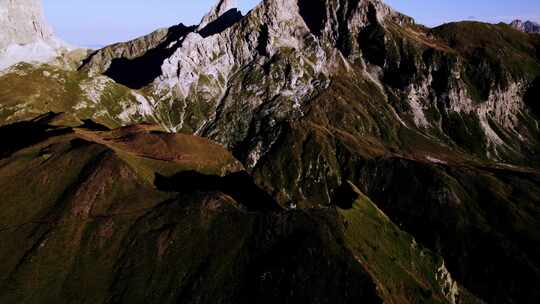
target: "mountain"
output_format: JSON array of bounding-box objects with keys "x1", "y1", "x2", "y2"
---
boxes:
[
  {"x1": 510, "y1": 19, "x2": 540, "y2": 34},
  {"x1": 1, "y1": 0, "x2": 540, "y2": 303},
  {"x1": 0, "y1": 0, "x2": 72, "y2": 70},
  {"x1": 0, "y1": 112, "x2": 480, "y2": 304},
  {"x1": 80, "y1": 0, "x2": 540, "y2": 169}
]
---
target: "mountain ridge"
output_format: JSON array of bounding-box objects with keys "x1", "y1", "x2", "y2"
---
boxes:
[{"x1": 81, "y1": 0, "x2": 540, "y2": 171}]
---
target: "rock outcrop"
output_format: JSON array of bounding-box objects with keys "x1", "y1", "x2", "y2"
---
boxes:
[
  {"x1": 0, "y1": 0, "x2": 70, "y2": 70},
  {"x1": 0, "y1": 0, "x2": 54, "y2": 48},
  {"x1": 197, "y1": 0, "x2": 239, "y2": 30},
  {"x1": 510, "y1": 19, "x2": 540, "y2": 34}
]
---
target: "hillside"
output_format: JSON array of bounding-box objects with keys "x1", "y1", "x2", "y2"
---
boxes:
[{"x1": 0, "y1": 113, "x2": 484, "y2": 304}]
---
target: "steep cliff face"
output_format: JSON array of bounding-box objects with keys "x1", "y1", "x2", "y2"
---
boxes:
[
  {"x1": 0, "y1": 0, "x2": 70, "y2": 70},
  {"x1": 0, "y1": 0, "x2": 54, "y2": 48},
  {"x1": 197, "y1": 0, "x2": 239, "y2": 30}
]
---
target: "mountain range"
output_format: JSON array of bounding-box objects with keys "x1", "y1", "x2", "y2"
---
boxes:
[{"x1": 0, "y1": 0, "x2": 539, "y2": 303}]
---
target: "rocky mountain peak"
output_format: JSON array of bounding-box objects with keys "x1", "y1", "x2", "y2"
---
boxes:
[
  {"x1": 83, "y1": 0, "x2": 409, "y2": 74},
  {"x1": 80, "y1": 0, "x2": 540, "y2": 184},
  {"x1": 197, "y1": 0, "x2": 240, "y2": 31},
  {"x1": 0, "y1": 0, "x2": 71, "y2": 70},
  {"x1": 510, "y1": 19, "x2": 540, "y2": 33},
  {"x1": 0, "y1": 0, "x2": 54, "y2": 49}
]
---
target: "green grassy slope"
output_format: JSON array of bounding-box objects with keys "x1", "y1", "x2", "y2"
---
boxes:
[
  {"x1": 0, "y1": 115, "x2": 478, "y2": 303},
  {"x1": 0, "y1": 63, "x2": 150, "y2": 128},
  {"x1": 357, "y1": 157, "x2": 540, "y2": 304},
  {"x1": 339, "y1": 182, "x2": 483, "y2": 304}
]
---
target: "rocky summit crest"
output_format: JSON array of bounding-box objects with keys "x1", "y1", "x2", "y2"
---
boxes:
[
  {"x1": 510, "y1": 19, "x2": 540, "y2": 34},
  {"x1": 197, "y1": 0, "x2": 239, "y2": 30}
]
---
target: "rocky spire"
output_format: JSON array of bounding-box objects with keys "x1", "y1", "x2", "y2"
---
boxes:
[
  {"x1": 0, "y1": 0, "x2": 55, "y2": 49},
  {"x1": 197, "y1": 0, "x2": 239, "y2": 31}
]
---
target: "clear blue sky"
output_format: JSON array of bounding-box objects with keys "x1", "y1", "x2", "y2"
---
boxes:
[{"x1": 43, "y1": 0, "x2": 540, "y2": 47}]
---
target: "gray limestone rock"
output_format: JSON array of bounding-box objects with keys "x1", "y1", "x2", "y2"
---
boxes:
[
  {"x1": 0, "y1": 0, "x2": 71, "y2": 70},
  {"x1": 510, "y1": 19, "x2": 540, "y2": 34},
  {"x1": 0, "y1": 0, "x2": 54, "y2": 49}
]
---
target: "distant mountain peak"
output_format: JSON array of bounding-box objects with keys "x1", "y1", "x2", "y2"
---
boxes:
[{"x1": 509, "y1": 19, "x2": 540, "y2": 33}]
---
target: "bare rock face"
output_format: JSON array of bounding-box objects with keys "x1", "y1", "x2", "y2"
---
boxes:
[
  {"x1": 0, "y1": 0, "x2": 54, "y2": 48},
  {"x1": 0, "y1": 0, "x2": 69, "y2": 70},
  {"x1": 197, "y1": 0, "x2": 238, "y2": 30},
  {"x1": 510, "y1": 19, "x2": 540, "y2": 34}
]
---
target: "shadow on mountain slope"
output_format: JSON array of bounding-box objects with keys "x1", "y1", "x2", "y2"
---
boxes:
[
  {"x1": 103, "y1": 9, "x2": 242, "y2": 90},
  {"x1": 358, "y1": 157, "x2": 540, "y2": 304},
  {"x1": 297, "y1": 0, "x2": 327, "y2": 36},
  {"x1": 154, "y1": 170, "x2": 282, "y2": 212},
  {"x1": 198, "y1": 9, "x2": 243, "y2": 38},
  {"x1": 103, "y1": 24, "x2": 195, "y2": 89},
  {"x1": 525, "y1": 76, "x2": 540, "y2": 117},
  {"x1": 0, "y1": 113, "x2": 72, "y2": 159}
]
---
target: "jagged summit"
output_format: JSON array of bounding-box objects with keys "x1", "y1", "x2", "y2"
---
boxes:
[
  {"x1": 510, "y1": 19, "x2": 540, "y2": 33},
  {"x1": 197, "y1": 0, "x2": 239, "y2": 31},
  {"x1": 79, "y1": 0, "x2": 540, "y2": 205},
  {"x1": 196, "y1": 0, "x2": 242, "y2": 37},
  {"x1": 0, "y1": 0, "x2": 70, "y2": 70},
  {"x1": 83, "y1": 0, "x2": 409, "y2": 82}
]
